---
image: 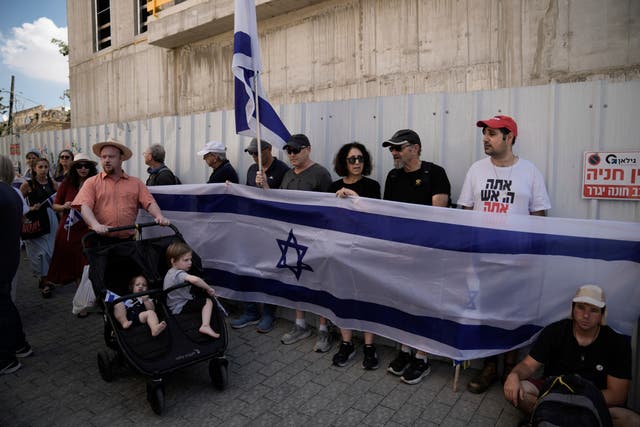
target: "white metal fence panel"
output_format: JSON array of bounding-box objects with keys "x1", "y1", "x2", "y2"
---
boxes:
[{"x1": 2, "y1": 80, "x2": 638, "y2": 221}]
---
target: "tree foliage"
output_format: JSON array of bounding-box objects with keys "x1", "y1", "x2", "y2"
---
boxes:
[{"x1": 51, "y1": 38, "x2": 69, "y2": 56}]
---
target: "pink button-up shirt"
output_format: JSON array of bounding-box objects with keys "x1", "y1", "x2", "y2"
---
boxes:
[{"x1": 72, "y1": 172, "x2": 156, "y2": 236}]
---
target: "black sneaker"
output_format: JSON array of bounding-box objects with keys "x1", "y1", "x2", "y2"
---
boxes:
[
  {"x1": 15, "y1": 343, "x2": 33, "y2": 358},
  {"x1": 0, "y1": 359, "x2": 21, "y2": 375},
  {"x1": 400, "y1": 358, "x2": 432, "y2": 385},
  {"x1": 332, "y1": 341, "x2": 355, "y2": 367},
  {"x1": 362, "y1": 344, "x2": 379, "y2": 370},
  {"x1": 387, "y1": 350, "x2": 412, "y2": 376}
]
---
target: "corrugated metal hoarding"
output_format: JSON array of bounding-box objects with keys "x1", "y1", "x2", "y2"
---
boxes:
[{"x1": 2, "y1": 80, "x2": 638, "y2": 222}]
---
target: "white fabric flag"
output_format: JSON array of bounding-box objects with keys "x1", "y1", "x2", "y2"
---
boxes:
[{"x1": 145, "y1": 183, "x2": 640, "y2": 360}]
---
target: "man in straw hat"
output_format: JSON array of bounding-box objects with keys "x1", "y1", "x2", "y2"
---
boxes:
[
  {"x1": 503, "y1": 285, "x2": 638, "y2": 426},
  {"x1": 72, "y1": 139, "x2": 169, "y2": 238}
]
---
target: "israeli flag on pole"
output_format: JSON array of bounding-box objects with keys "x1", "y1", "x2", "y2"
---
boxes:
[{"x1": 232, "y1": 0, "x2": 291, "y2": 148}]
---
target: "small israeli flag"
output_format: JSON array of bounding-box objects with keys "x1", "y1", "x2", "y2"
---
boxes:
[
  {"x1": 41, "y1": 192, "x2": 56, "y2": 209},
  {"x1": 104, "y1": 290, "x2": 134, "y2": 307},
  {"x1": 64, "y1": 208, "x2": 82, "y2": 230}
]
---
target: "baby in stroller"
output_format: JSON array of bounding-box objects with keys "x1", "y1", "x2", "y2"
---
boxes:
[
  {"x1": 164, "y1": 242, "x2": 220, "y2": 338},
  {"x1": 114, "y1": 275, "x2": 167, "y2": 337}
]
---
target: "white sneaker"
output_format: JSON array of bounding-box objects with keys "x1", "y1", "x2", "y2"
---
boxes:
[
  {"x1": 313, "y1": 330, "x2": 332, "y2": 353},
  {"x1": 281, "y1": 324, "x2": 311, "y2": 345}
]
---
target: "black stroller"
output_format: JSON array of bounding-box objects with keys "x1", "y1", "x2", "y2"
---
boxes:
[{"x1": 83, "y1": 222, "x2": 228, "y2": 415}]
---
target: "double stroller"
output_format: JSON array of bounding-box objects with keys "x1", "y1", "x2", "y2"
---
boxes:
[{"x1": 83, "y1": 223, "x2": 228, "y2": 415}]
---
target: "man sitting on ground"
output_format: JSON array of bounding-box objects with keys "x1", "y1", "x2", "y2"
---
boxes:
[{"x1": 503, "y1": 285, "x2": 639, "y2": 426}]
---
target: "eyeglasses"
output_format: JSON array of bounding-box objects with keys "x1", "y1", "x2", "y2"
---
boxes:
[
  {"x1": 286, "y1": 146, "x2": 307, "y2": 155},
  {"x1": 388, "y1": 143, "x2": 411, "y2": 153},
  {"x1": 59, "y1": 155, "x2": 72, "y2": 160},
  {"x1": 346, "y1": 155, "x2": 364, "y2": 164},
  {"x1": 74, "y1": 163, "x2": 90, "y2": 170}
]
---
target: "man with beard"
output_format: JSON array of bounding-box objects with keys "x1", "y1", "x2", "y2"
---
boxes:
[
  {"x1": 382, "y1": 129, "x2": 451, "y2": 385},
  {"x1": 73, "y1": 140, "x2": 169, "y2": 239}
]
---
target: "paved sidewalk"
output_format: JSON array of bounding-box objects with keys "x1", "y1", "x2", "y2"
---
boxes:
[{"x1": 1, "y1": 252, "x2": 523, "y2": 426}]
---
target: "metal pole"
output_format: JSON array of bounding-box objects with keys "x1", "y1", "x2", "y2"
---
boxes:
[
  {"x1": 254, "y1": 72, "x2": 263, "y2": 176},
  {"x1": 8, "y1": 75, "x2": 15, "y2": 135}
]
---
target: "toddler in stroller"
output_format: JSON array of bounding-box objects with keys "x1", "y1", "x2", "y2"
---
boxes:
[
  {"x1": 114, "y1": 275, "x2": 167, "y2": 337},
  {"x1": 164, "y1": 242, "x2": 219, "y2": 338}
]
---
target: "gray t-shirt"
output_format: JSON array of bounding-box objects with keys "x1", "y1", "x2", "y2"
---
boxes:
[
  {"x1": 279, "y1": 163, "x2": 332, "y2": 192},
  {"x1": 163, "y1": 267, "x2": 191, "y2": 314}
]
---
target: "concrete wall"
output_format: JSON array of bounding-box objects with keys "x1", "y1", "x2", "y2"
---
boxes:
[{"x1": 67, "y1": 0, "x2": 640, "y2": 128}]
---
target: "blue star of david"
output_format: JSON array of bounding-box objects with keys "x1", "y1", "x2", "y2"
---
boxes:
[{"x1": 276, "y1": 229, "x2": 313, "y2": 280}]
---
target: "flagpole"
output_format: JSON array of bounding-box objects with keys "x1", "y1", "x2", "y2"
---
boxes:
[{"x1": 254, "y1": 72, "x2": 263, "y2": 177}]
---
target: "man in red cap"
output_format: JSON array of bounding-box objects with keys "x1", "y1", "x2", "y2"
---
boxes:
[{"x1": 457, "y1": 115, "x2": 551, "y2": 393}]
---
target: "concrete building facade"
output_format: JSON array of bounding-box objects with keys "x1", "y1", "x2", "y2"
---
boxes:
[{"x1": 67, "y1": 0, "x2": 640, "y2": 128}]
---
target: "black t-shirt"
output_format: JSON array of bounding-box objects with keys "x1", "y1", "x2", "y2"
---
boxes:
[
  {"x1": 328, "y1": 177, "x2": 381, "y2": 199},
  {"x1": 529, "y1": 319, "x2": 632, "y2": 389},
  {"x1": 383, "y1": 161, "x2": 451, "y2": 205},
  {"x1": 208, "y1": 160, "x2": 239, "y2": 184},
  {"x1": 246, "y1": 158, "x2": 289, "y2": 188}
]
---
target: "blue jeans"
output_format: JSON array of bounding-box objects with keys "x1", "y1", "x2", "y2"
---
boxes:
[{"x1": 245, "y1": 302, "x2": 276, "y2": 318}]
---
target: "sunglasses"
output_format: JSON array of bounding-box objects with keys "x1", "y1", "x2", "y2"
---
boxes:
[
  {"x1": 286, "y1": 146, "x2": 307, "y2": 155},
  {"x1": 59, "y1": 155, "x2": 72, "y2": 160},
  {"x1": 346, "y1": 155, "x2": 364, "y2": 164},
  {"x1": 388, "y1": 143, "x2": 412, "y2": 153},
  {"x1": 74, "y1": 163, "x2": 91, "y2": 170}
]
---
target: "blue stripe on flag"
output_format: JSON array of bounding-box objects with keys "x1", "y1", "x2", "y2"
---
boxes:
[
  {"x1": 206, "y1": 267, "x2": 544, "y2": 350},
  {"x1": 233, "y1": 31, "x2": 252, "y2": 57},
  {"x1": 152, "y1": 193, "x2": 640, "y2": 262}
]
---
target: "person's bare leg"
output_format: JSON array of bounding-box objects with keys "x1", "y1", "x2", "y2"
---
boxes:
[
  {"x1": 319, "y1": 316, "x2": 327, "y2": 326},
  {"x1": 139, "y1": 311, "x2": 167, "y2": 337},
  {"x1": 364, "y1": 332, "x2": 374, "y2": 345},
  {"x1": 199, "y1": 299, "x2": 220, "y2": 338},
  {"x1": 114, "y1": 302, "x2": 132, "y2": 329},
  {"x1": 296, "y1": 310, "x2": 305, "y2": 320},
  {"x1": 517, "y1": 380, "x2": 540, "y2": 416},
  {"x1": 610, "y1": 407, "x2": 640, "y2": 427},
  {"x1": 340, "y1": 329, "x2": 352, "y2": 343}
]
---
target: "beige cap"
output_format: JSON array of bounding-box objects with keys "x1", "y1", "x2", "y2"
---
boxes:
[{"x1": 572, "y1": 285, "x2": 606, "y2": 308}]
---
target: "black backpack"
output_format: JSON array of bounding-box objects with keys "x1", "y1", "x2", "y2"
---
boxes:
[
  {"x1": 148, "y1": 166, "x2": 181, "y2": 186},
  {"x1": 530, "y1": 374, "x2": 612, "y2": 427}
]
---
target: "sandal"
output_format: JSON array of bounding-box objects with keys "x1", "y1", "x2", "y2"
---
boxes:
[
  {"x1": 39, "y1": 279, "x2": 53, "y2": 299},
  {"x1": 467, "y1": 361, "x2": 498, "y2": 394}
]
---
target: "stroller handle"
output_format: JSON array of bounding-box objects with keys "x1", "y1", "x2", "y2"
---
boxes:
[
  {"x1": 106, "y1": 222, "x2": 179, "y2": 234},
  {"x1": 82, "y1": 222, "x2": 183, "y2": 249}
]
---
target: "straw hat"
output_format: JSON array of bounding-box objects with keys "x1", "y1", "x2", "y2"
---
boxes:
[{"x1": 92, "y1": 139, "x2": 133, "y2": 161}]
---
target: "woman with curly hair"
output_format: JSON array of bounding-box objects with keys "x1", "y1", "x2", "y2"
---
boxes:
[
  {"x1": 47, "y1": 153, "x2": 98, "y2": 304},
  {"x1": 328, "y1": 142, "x2": 381, "y2": 371}
]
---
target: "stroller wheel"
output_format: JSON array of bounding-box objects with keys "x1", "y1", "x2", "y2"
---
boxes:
[
  {"x1": 97, "y1": 351, "x2": 115, "y2": 382},
  {"x1": 146, "y1": 380, "x2": 165, "y2": 415},
  {"x1": 209, "y1": 358, "x2": 228, "y2": 390}
]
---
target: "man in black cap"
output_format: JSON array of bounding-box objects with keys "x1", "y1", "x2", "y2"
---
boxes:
[
  {"x1": 256, "y1": 133, "x2": 333, "y2": 352},
  {"x1": 382, "y1": 128, "x2": 452, "y2": 385},
  {"x1": 230, "y1": 138, "x2": 289, "y2": 333}
]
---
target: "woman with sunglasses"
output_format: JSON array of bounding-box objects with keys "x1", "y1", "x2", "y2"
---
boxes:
[
  {"x1": 328, "y1": 142, "x2": 381, "y2": 370},
  {"x1": 54, "y1": 149, "x2": 74, "y2": 183},
  {"x1": 47, "y1": 153, "x2": 98, "y2": 308}
]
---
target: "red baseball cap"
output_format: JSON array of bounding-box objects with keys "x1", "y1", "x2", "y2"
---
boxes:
[{"x1": 476, "y1": 115, "x2": 518, "y2": 138}]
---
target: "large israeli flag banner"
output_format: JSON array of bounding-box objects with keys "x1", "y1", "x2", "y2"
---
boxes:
[
  {"x1": 146, "y1": 184, "x2": 640, "y2": 360},
  {"x1": 232, "y1": 0, "x2": 291, "y2": 148}
]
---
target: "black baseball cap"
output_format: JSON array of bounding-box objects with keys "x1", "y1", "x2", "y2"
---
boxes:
[{"x1": 382, "y1": 129, "x2": 421, "y2": 147}]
